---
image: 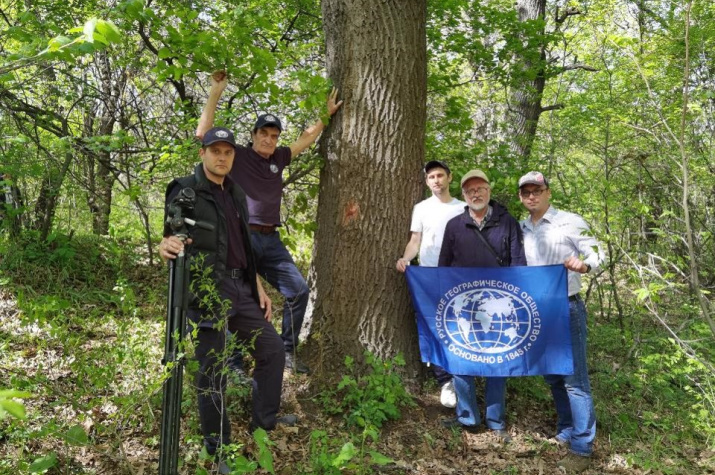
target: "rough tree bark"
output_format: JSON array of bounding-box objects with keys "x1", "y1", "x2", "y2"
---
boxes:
[
  {"x1": 507, "y1": 0, "x2": 548, "y2": 164},
  {"x1": 308, "y1": 0, "x2": 427, "y2": 375}
]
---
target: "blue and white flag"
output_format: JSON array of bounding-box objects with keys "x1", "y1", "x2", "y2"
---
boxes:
[{"x1": 405, "y1": 265, "x2": 573, "y2": 377}]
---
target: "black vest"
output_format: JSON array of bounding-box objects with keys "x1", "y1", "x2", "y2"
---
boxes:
[{"x1": 165, "y1": 164, "x2": 259, "y2": 309}]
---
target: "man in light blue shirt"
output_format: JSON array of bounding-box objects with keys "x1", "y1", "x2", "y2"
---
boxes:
[{"x1": 518, "y1": 171, "x2": 605, "y2": 474}]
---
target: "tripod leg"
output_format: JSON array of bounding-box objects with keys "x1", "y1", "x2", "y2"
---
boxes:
[{"x1": 159, "y1": 254, "x2": 189, "y2": 475}]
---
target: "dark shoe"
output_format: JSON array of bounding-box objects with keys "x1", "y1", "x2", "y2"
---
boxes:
[
  {"x1": 285, "y1": 352, "x2": 310, "y2": 374},
  {"x1": 277, "y1": 414, "x2": 298, "y2": 426},
  {"x1": 493, "y1": 429, "x2": 512, "y2": 443},
  {"x1": 215, "y1": 459, "x2": 231, "y2": 475},
  {"x1": 250, "y1": 414, "x2": 298, "y2": 432},
  {"x1": 440, "y1": 417, "x2": 479, "y2": 433},
  {"x1": 557, "y1": 453, "x2": 591, "y2": 473}
]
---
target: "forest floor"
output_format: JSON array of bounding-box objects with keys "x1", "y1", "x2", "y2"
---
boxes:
[{"x1": 1, "y1": 236, "x2": 713, "y2": 474}]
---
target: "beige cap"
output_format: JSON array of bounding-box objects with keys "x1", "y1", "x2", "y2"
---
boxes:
[
  {"x1": 460, "y1": 169, "x2": 490, "y2": 187},
  {"x1": 518, "y1": 171, "x2": 549, "y2": 188}
]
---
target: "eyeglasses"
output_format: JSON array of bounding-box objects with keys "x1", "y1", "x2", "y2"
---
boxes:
[
  {"x1": 519, "y1": 188, "x2": 548, "y2": 198},
  {"x1": 463, "y1": 186, "x2": 490, "y2": 196}
]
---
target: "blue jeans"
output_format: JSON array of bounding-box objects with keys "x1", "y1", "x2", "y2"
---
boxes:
[
  {"x1": 544, "y1": 295, "x2": 596, "y2": 456},
  {"x1": 250, "y1": 230, "x2": 309, "y2": 352},
  {"x1": 453, "y1": 376, "x2": 507, "y2": 430}
]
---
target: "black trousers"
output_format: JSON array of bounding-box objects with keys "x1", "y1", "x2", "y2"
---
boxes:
[{"x1": 190, "y1": 277, "x2": 285, "y2": 455}]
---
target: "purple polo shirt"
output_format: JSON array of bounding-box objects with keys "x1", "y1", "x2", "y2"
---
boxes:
[{"x1": 230, "y1": 145, "x2": 291, "y2": 226}]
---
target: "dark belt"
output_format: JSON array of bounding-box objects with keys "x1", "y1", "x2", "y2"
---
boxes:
[
  {"x1": 249, "y1": 224, "x2": 277, "y2": 234},
  {"x1": 229, "y1": 268, "x2": 249, "y2": 280},
  {"x1": 568, "y1": 294, "x2": 582, "y2": 302}
]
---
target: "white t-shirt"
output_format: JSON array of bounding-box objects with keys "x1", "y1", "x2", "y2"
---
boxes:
[{"x1": 410, "y1": 195, "x2": 465, "y2": 267}]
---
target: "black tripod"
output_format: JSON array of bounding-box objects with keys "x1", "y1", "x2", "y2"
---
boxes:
[{"x1": 159, "y1": 188, "x2": 213, "y2": 475}]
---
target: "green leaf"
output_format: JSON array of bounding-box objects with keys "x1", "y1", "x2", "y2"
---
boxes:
[
  {"x1": 95, "y1": 20, "x2": 122, "y2": 44},
  {"x1": 82, "y1": 18, "x2": 98, "y2": 44},
  {"x1": 0, "y1": 399, "x2": 26, "y2": 419},
  {"x1": 0, "y1": 390, "x2": 31, "y2": 419},
  {"x1": 158, "y1": 47, "x2": 173, "y2": 59},
  {"x1": 332, "y1": 442, "x2": 356, "y2": 467},
  {"x1": 257, "y1": 448, "x2": 274, "y2": 473},
  {"x1": 231, "y1": 456, "x2": 258, "y2": 473},
  {"x1": 253, "y1": 427, "x2": 275, "y2": 473},
  {"x1": 0, "y1": 389, "x2": 32, "y2": 398},
  {"x1": 48, "y1": 36, "x2": 72, "y2": 52},
  {"x1": 29, "y1": 453, "x2": 58, "y2": 473},
  {"x1": 369, "y1": 450, "x2": 394, "y2": 465},
  {"x1": 63, "y1": 424, "x2": 89, "y2": 446}
]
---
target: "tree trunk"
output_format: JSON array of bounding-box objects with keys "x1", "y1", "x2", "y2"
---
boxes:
[
  {"x1": 86, "y1": 52, "x2": 122, "y2": 236},
  {"x1": 308, "y1": 0, "x2": 427, "y2": 375},
  {"x1": 507, "y1": 0, "x2": 547, "y2": 164},
  {"x1": 34, "y1": 149, "x2": 73, "y2": 241}
]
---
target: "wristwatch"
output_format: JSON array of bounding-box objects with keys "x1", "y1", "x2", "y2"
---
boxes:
[{"x1": 584, "y1": 263, "x2": 591, "y2": 273}]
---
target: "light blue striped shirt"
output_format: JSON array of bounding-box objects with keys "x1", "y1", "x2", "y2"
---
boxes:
[{"x1": 520, "y1": 206, "x2": 605, "y2": 297}]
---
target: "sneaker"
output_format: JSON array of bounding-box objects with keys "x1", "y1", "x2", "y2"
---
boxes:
[
  {"x1": 440, "y1": 380, "x2": 457, "y2": 408},
  {"x1": 557, "y1": 453, "x2": 591, "y2": 473},
  {"x1": 440, "y1": 417, "x2": 479, "y2": 433},
  {"x1": 285, "y1": 352, "x2": 310, "y2": 374},
  {"x1": 491, "y1": 429, "x2": 512, "y2": 443}
]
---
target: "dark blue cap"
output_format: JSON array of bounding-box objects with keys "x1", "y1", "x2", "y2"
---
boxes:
[
  {"x1": 424, "y1": 160, "x2": 451, "y2": 174},
  {"x1": 254, "y1": 113, "x2": 283, "y2": 132},
  {"x1": 202, "y1": 127, "x2": 236, "y2": 147}
]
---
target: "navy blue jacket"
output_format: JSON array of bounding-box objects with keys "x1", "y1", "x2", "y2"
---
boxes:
[{"x1": 438, "y1": 201, "x2": 526, "y2": 268}]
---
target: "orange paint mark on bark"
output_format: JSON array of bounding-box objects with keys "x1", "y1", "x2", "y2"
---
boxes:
[{"x1": 342, "y1": 200, "x2": 360, "y2": 226}]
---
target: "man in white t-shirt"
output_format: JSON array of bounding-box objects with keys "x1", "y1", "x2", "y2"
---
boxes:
[{"x1": 396, "y1": 160, "x2": 465, "y2": 408}]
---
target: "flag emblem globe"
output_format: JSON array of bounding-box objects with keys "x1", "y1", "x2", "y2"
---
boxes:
[{"x1": 443, "y1": 289, "x2": 532, "y2": 354}]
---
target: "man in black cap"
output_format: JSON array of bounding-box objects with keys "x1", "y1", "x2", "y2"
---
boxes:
[
  {"x1": 159, "y1": 127, "x2": 295, "y2": 472},
  {"x1": 196, "y1": 71, "x2": 343, "y2": 374},
  {"x1": 396, "y1": 160, "x2": 464, "y2": 407}
]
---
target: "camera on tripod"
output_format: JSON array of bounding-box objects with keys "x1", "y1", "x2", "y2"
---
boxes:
[{"x1": 166, "y1": 188, "x2": 197, "y2": 239}]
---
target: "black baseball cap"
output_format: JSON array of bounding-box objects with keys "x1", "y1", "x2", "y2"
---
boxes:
[
  {"x1": 424, "y1": 160, "x2": 451, "y2": 174},
  {"x1": 254, "y1": 113, "x2": 283, "y2": 132},
  {"x1": 202, "y1": 127, "x2": 236, "y2": 147}
]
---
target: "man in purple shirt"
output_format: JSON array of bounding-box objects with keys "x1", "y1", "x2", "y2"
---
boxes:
[{"x1": 197, "y1": 71, "x2": 343, "y2": 373}]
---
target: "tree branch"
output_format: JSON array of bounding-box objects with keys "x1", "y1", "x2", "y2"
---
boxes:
[
  {"x1": 540, "y1": 104, "x2": 564, "y2": 112},
  {"x1": 555, "y1": 7, "x2": 581, "y2": 24},
  {"x1": 561, "y1": 63, "x2": 599, "y2": 72}
]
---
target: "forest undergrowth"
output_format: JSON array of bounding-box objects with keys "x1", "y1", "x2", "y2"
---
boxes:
[{"x1": 0, "y1": 232, "x2": 713, "y2": 474}]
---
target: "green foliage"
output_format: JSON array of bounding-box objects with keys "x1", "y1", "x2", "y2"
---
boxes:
[
  {"x1": 319, "y1": 352, "x2": 415, "y2": 429},
  {"x1": 210, "y1": 428, "x2": 276, "y2": 474},
  {"x1": 303, "y1": 427, "x2": 394, "y2": 475},
  {"x1": 0, "y1": 389, "x2": 31, "y2": 420},
  {"x1": 28, "y1": 453, "x2": 58, "y2": 473},
  {"x1": 589, "y1": 320, "x2": 714, "y2": 472}
]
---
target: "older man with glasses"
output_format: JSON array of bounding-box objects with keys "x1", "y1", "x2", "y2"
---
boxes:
[
  {"x1": 438, "y1": 169, "x2": 526, "y2": 442},
  {"x1": 518, "y1": 171, "x2": 605, "y2": 473}
]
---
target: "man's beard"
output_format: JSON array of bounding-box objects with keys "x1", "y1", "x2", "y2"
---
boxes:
[{"x1": 468, "y1": 201, "x2": 487, "y2": 213}]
